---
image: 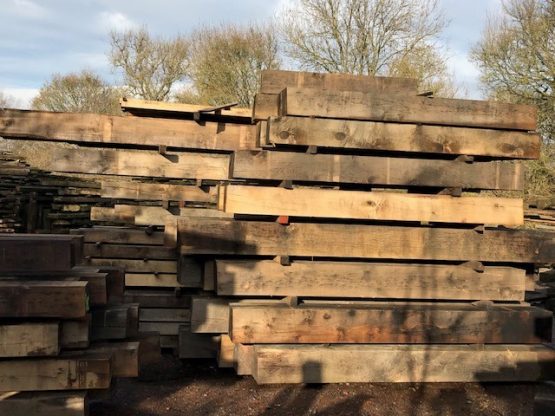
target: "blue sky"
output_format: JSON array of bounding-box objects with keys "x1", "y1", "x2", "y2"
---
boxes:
[{"x1": 0, "y1": 0, "x2": 502, "y2": 107}]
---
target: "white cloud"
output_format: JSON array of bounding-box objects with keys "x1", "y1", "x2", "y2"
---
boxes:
[
  {"x1": 11, "y1": 0, "x2": 49, "y2": 19},
  {"x1": 2, "y1": 88, "x2": 39, "y2": 109},
  {"x1": 98, "y1": 11, "x2": 138, "y2": 33}
]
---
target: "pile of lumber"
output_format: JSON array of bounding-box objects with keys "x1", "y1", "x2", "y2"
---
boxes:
[
  {"x1": 0, "y1": 234, "x2": 160, "y2": 415},
  {"x1": 1, "y1": 70, "x2": 555, "y2": 384}
]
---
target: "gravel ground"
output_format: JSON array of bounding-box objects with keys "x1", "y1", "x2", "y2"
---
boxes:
[{"x1": 91, "y1": 354, "x2": 555, "y2": 416}]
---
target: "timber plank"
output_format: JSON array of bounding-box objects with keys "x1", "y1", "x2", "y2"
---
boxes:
[
  {"x1": 73, "y1": 227, "x2": 164, "y2": 245},
  {"x1": 0, "y1": 109, "x2": 256, "y2": 150},
  {"x1": 178, "y1": 326, "x2": 220, "y2": 358},
  {"x1": 125, "y1": 273, "x2": 182, "y2": 288},
  {"x1": 191, "y1": 297, "x2": 230, "y2": 333},
  {"x1": 124, "y1": 290, "x2": 191, "y2": 308},
  {"x1": 177, "y1": 218, "x2": 555, "y2": 263},
  {"x1": 232, "y1": 150, "x2": 525, "y2": 190},
  {"x1": 215, "y1": 260, "x2": 526, "y2": 301},
  {"x1": 82, "y1": 341, "x2": 141, "y2": 378},
  {"x1": 218, "y1": 334, "x2": 235, "y2": 368},
  {"x1": 89, "y1": 258, "x2": 177, "y2": 273},
  {"x1": 139, "y1": 308, "x2": 191, "y2": 322},
  {"x1": 252, "y1": 344, "x2": 555, "y2": 384},
  {"x1": 0, "y1": 235, "x2": 81, "y2": 273},
  {"x1": 0, "y1": 323, "x2": 59, "y2": 357},
  {"x1": 259, "y1": 70, "x2": 418, "y2": 94},
  {"x1": 139, "y1": 322, "x2": 182, "y2": 336},
  {"x1": 263, "y1": 116, "x2": 540, "y2": 159},
  {"x1": 83, "y1": 243, "x2": 176, "y2": 260},
  {"x1": 230, "y1": 302, "x2": 552, "y2": 344},
  {"x1": 279, "y1": 88, "x2": 537, "y2": 131},
  {"x1": 61, "y1": 317, "x2": 90, "y2": 349},
  {"x1": 0, "y1": 355, "x2": 111, "y2": 391},
  {"x1": 2, "y1": 139, "x2": 230, "y2": 180},
  {"x1": 219, "y1": 185, "x2": 523, "y2": 225},
  {"x1": 100, "y1": 181, "x2": 217, "y2": 203},
  {"x1": 0, "y1": 281, "x2": 88, "y2": 318},
  {"x1": 0, "y1": 392, "x2": 88, "y2": 416}
]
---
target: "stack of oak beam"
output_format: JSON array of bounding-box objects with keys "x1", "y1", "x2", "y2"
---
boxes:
[
  {"x1": 2, "y1": 70, "x2": 555, "y2": 384},
  {"x1": 169, "y1": 70, "x2": 555, "y2": 383},
  {"x1": 0, "y1": 234, "x2": 160, "y2": 415}
]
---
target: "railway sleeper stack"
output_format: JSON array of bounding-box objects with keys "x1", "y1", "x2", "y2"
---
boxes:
[
  {"x1": 0, "y1": 69, "x2": 555, "y2": 384},
  {"x1": 0, "y1": 234, "x2": 161, "y2": 415}
]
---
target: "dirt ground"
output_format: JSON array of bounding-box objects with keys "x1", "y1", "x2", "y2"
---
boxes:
[{"x1": 92, "y1": 354, "x2": 555, "y2": 416}]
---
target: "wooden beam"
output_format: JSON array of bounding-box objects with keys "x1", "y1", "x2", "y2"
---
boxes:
[
  {"x1": 0, "y1": 109, "x2": 256, "y2": 150},
  {"x1": 120, "y1": 98, "x2": 252, "y2": 122},
  {"x1": 91, "y1": 304, "x2": 138, "y2": 341},
  {"x1": 259, "y1": 70, "x2": 418, "y2": 94},
  {"x1": 218, "y1": 334, "x2": 235, "y2": 368},
  {"x1": 124, "y1": 290, "x2": 191, "y2": 308},
  {"x1": 219, "y1": 185, "x2": 523, "y2": 225},
  {"x1": 0, "y1": 235, "x2": 82, "y2": 273},
  {"x1": 61, "y1": 318, "x2": 90, "y2": 349},
  {"x1": 82, "y1": 341, "x2": 141, "y2": 378},
  {"x1": 262, "y1": 116, "x2": 540, "y2": 159},
  {"x1": 139, "y1": 322, "x2": 182, "y2": 336},
  {"x1": 0, "y1": 281, "x2": 88, "y2": 318},
  {"x1": 251, "y1": 344, "x2": 555, "y2": 384},
  {"x1": 88, "y1": 258, "x2": 177, "y2": 273},
  {"x1": 178, "y1": 326, "x2": 220, "y2": 359},
  {"x1": 232, "y1": 150, "x2": 525, "y2": 190},
  {"x1": 3, "y1": 139, "x2": 230, "y2": 180},
  {"x1": 73, "y1": 227, "x2": 164, "y2": 245},
  {"x1": 125, "y1": 273, "x2": 181, "y2": 288},
  {"x1": 177, "y1": 218, "x2": 555, "y2": 263},
  {"x1": 234, "y1": 343, "x2": 255, "y2": 376},
  {"x1": 83, "y1": 243, "x2": 176, "y2": 260},
  {"x1": 0, "y1": 323, "x2": 59, "y2": 357},
  {"x1": 215, "y1": 260, "x2": 526, "y2": 301},
  {"x1": 100, "y1": 181, "x2": 217, "y2": 203},
  {"x1": 276, "y1": 88, "x2": 537, "y2": 131},
  {"x1": 0, "y1": 355, "x2": 111, "y2": 391},
  {"x1": 139, "y1": 308, "x2": 191, "y2": 322},
  {"x1": 0, "y1": 392, "x2": 88, "y2": 416},
  {"x1": 191, "y1": 297, "x2": 230, "y2": 333},
  {"x1": 230, "y1": 302, "x2": 551, "y2": 344},
  {"x1": 91, "y1": 205, "x2": 231, "y2": 226}
]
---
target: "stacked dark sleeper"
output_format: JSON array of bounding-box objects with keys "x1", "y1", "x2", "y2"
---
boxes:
[
  {"x1": 0, "y1": 234, "x2": 160, "y2": 415},
  {"x1": 0, "y1": 70, "x2": 554, "y2": 384}
]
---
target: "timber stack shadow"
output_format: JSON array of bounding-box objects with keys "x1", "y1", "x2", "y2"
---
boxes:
[{"x1": 1, "y1": 69, "x2": 555, "y2": 414}]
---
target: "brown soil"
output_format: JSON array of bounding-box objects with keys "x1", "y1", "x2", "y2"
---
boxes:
[{"x1": 91, "y1": 354, "x2": 555, "y2": 416}]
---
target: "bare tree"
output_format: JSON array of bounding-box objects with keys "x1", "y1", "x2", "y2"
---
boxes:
[
  {"x1": 471, "y1": 0, "x2": 555, "y2": 202},
  {"x1": 32, "y1": 71, "x2": 122, "y2": 115},
  {"x1": 110, "y1": 28, "x2": 190, "y2": 101},
  {"x1": 0, "y1": 91, "x2": 16, "y2": 108},
  {"x1": 280, "y1": 0, "x2": 455, "y2": 96},
  {"x1": 176, "y1": 23, "x2": 280, "y2": 107},
  {"x1": 471, "y1": 0, "x2": 555, "y2": 139}
]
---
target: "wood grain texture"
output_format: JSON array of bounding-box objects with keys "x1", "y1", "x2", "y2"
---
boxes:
[
  {"x1": 0, "y1": 281, "x2": 88, "y2": 318},
  {"x1": 251, "y1": 344, "x2": 555, "y2": 384},
  {"x1": 2, "y1": 139, "x2": 230, "y2": 180},
  {"x1": 83, "y1": 243, "x2": 176, "y2": 260},
  {"x1": 220, "y1": 185, "x2": 523, "y2": 225},
  {"x1": 280, "y1": 88, "x2": 537, "y2": 130},
  {"x1": 61, "y1": 318, "x2": 90, "y2": 349},
  {"x1": 230, "y1": 302, "x2": 552, "y2": 344},
  {"x1": 125, "y1": 273, "x2": 181, "y2": 288},
  {"x1": 259, "y1": 70, "x2": 418, "y2": 94},
  {"x1": 215, "y1": 260, "x2": 526, "y2": 301},
  {"x1": 0, "y1": 323, "x2": 60, "y2": 357},
  {"x1": 73, "y1": 227, "x2": 164, "y2": 245},
  {"x1": 0, "y1": 355, "x2": 111, "y2": 391},
  {"x1": 88, "y1": 258, "x2": 177, "y2": 273},
  {"x1": 100, "y1": 181, "x2": 217, "y2": 203},
  {"x1": 0, "y1": 108, "x2": 256, "y2": 151},
  {"x1": 191, "y1": 297, "x2": 230, "y2": 333},
  {"x1": 264, "y1": 116, "x2": 540, "y2": 159},
  {"x1": 232, "y1": 150, "x2": 525, "y2": 190},
  {"x1": 178, "y1": 218, "x2": 555, "y2": 263}
]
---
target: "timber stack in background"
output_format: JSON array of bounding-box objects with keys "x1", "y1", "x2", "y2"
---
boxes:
[
  {"x1": 0, "y1": 234, "x2": 160, "y2": 416},
  {"x1": 1, "y1": 70, "x2": 555, "y2": 389}
]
